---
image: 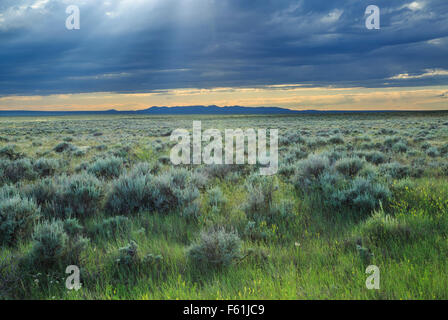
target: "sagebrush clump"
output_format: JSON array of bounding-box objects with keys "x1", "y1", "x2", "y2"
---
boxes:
[
  {"x1": 188, "y1": 228, "x2": 242, "y2": 269},
  {"x1": 105, "y1": 172, "x2": 154, "y2": 214},
  {"x1": 30, "y1": 220, "x2": 88, "y2": 268},
  {"x1": 88, "y1": 156, "x2": 123, "y2": 179},
  {"x1": 29, "y1": 173, "x2": 103, "y2": 218},
  {"x1": 0, "y1": 195, "x2": 40, "y2": 246},
  {"x1": 359, "y1": 210, "x2": 411, "y2": 245}
]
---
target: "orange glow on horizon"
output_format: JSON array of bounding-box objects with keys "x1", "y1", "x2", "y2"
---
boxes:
[{"x1": 0, "y1": 85, "x2": 447, "y2": 111}]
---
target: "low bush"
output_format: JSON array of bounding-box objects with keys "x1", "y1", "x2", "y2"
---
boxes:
[
  {"x1": 203, "y1": 164, "x2": 234, "y2": 180},
  {"x1": 283, "y1": 146, "x2": 308, "y2": 163},
  {"x1": 53, "y1": 142, "x2": 75, "y2": 153},
  {"x1": 359, "y1": 210, "x2": 411, "y2": 245},
  {"x1": 208, "y1": 186, "x2": 227, "y2": 208},
  {"x1": 329, "y1": 177, "x2": 391, "y2": 215},
  {"x1": 0, "y1": 158, "x2": 36, "y2": 183},
  {"x1": 63, "y1": 218, "x2": 84, "y2": 237},
  {"x1": 362, "y1": 151, "x2": 386, "y2": 165},
  {"x1": 152, "y1": 168, "x2": 200, "y2": 216},
  {"x1": 243, "y1": 176, "x2": 277, "y2": 217},
  {"x1": 328, "y1": 134, "x2": 345, "y2": 144},
  {"x1": 320, "y1": 150, "x2": 344, "y2": 164},
  {"x1": 426, "y1": 147, "x2": 440, "y2": 158},
  {"x1": 440, "y1": 143, "x2": 448, "y2": 155},
  {"x1": 106, "y1": 168, "x2": 200, "y2": 217},
  {"x1": 0, "y1": 145, "x2": 23, "y2": 160},
  {"x1": 116, "y1": 240, "x2": 139, "y2": 266},
  {"x1": 392, "y1": 142, "x2": 408, "y2": 153},
  {"x1": 90, "y1": 216, "x2": 131, "y2": 238},
  {"x1": 293, "y1": 154, "x2": 330, "y2": 189},
  {"x1": 105, "y1": 173, "x2": 154, "y2": 214},
  {"x1": 29, "y1": 173, "x2": 103, "y2": 218},
  {"x1": 30, "y1": 220, "x2": 68, "y2": 268},
  {"x1": 33, "y1": 158, "x2": 60, "y2": 177},
  {"x1": 379, "y1": 162, "x2": 410, "y2": 179},
  {"x1": 191, "y1": 170, "x2": 209, "y2": 189},
  {"x1": 384, "y1": 136, "x2": 403, "y2": 148},
  {"x1": 88, "y1": 156, "x2": 123, "y2": 179},
  {"x1": 30, "y1": 220, "x2": 89, "y2": 268},
  {"x1": 278, "y1": 163, "x2": 296, "y2": 177},
  {"x1": 130, "y1": 162, "x2": 160, "y2": 176},
  {"x1": 0, "y1": 196, "x2": 40, "y2": 246},
  {"x1": 187, "y1": 228, "x2": 242, "y2": 269},
  {"x1": 334, "y1": 157, "x2": 366, "y2": 177},
  {"x1": 279, "y1": 132, "x2": 306, "y2": 146}
]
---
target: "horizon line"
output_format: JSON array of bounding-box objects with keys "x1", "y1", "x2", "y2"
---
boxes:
[{"x1": 1, "y1": 105, "x2": 448, "y2": 114}]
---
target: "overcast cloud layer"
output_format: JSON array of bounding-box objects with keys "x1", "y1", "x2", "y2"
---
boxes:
[{"x1": 0, "y1": 0, "x2": 448, "y2": 97}]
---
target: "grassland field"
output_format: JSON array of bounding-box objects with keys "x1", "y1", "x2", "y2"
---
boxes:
[{"x1": 0, "y1": 112, "x2": 447, "y2": 300}]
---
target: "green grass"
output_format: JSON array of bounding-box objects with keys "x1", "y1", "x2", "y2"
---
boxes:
[{"x1": 0, "y1": 112, "x2": 447, "y2": 300}]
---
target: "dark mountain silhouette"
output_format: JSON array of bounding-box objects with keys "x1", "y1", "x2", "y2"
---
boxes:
[
  {"x1": 0, "y1": 105, "x2": 307, "y2": 116},
  {"x1": 135, "y1": 105, "x2": 305, "y2": 115},
  {"x1": 0, "y1": 105, "x2": 414, "y2": 117}
]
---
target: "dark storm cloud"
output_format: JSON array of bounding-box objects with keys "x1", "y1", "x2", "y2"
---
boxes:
[{"x1": 0, "y1": 0, "x2": 448, "y2": 96}]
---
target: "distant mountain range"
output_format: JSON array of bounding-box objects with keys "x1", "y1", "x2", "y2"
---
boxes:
[
  {"x1": 0, "y1": 105, "x2": 431, "y2": 116},
  {"x1": 0, "y1": 105, "x2": 306, "y2": 116}
]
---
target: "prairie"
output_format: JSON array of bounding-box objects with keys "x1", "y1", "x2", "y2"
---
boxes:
[{"x1": 0, "y1": 112, "x2": 447, "y2": 299}]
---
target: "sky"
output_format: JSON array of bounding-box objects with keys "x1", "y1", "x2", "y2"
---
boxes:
[{"x1": 0, "y1": 0, "x2": 447, "y2": 111}]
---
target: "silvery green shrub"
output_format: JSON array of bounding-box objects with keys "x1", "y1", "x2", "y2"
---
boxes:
[
  {"x1": 359, "y1": 210, "x2": 411, "y2": 245},
  {"x1": 63, "y1": 218, "x2": 83, "y2": 237},
  {"x1": 187, "y1": 228, "x2": 242, "y2": 269},
  {"x1": 362, "y1": 151, "x2": 386, "y2": 165},
  {"x1": 383, "y1": 136, "x2": 403, "y2": 148},
  {"x1": 283, "y1": 146, "x2": 308, "y2": 163},
  {"x1": 379, "y1": 162, "x2": 410, "y2": 179},
  {"x1": 131, "y1": 162, "x2": 160, "y2": 176},
  {"x1": 30, "y1": 220, "x2": 68, "y2": 268},
  {"x1": 207, "y1": 186, "x2": 227, "y2": 208},
  {"x1": 0, "y1": 195, "x2": 40, "y2": 246},
  {"x1": 30, "y1": 220, "x2": 88, "y2": 268},
  {"x1": 328, "y1": 134, "x2": 345, "y2": 144},
  {"x1": 90, "y1": 216, "x2": 131, "y2": 238},
  {"x1": 0, "y1": 145, "x2": 23, "y2": 160},
  {"x1": 88, "y1": 156, "x2": 123, "y2": 179},
  {"x1": 421, "y1": 142, "x2": 432, "y2": 151},
  {"x1": 392, "y1": 142, "x2": 408, "y2": 153},
  {"x1": 106, "y1": 168, "x2": 199, "y2": 216},
  {"x1": 306, "y1": 137, "x2": 328, "y2": 149},
  {"x1": 335, "y1": 157, "x2": 366, "y2": 177},
  {"x1": 320, "y1": 150, "x2": 344, "y2": 164},
  {"x1": 329, "y1": 177, "x2": 391, "y2": 215},
  {"x1": 318, "y1": 171, "x2": 345, "y2": 195},
  {"x1": 203, "y1": 164, "x2": 244, "y2": 180},
  {"x1": 0, "y1": 184, "x2": 19, "y2": 199},
  {"x1": 0, "y1": 158, "x2": 36, "y2": 183},
  {"x1": 293, "y1": 154, "x2": 330, "y2": 189},
  {"x1": 440, "y1": 143, "x2": 448, "y2": 155},
  {"x1": 426, "y1": 147, "x2": 440, "y2": 158},
  {"x1": 152, "y1": 168, "x2": 200, "y2": 215},
  {"x1": 360, "y1": 142, "x2": 375, "y2": 150},
  {"x1": 191, "y1": 170, "x2": 209, "y2": 189},
  {"x1": 30, "y1": 173, "x2": 103, "y2": 218},
  {"x1": 53, "y1": 142, "x2": 75, "y2": 153},
  {"x1": 264, "y1": 199, "x2": 296, "y2": 225},
  {"x1": 243, "y1": 175, "x2": 277, "y2": 217},
  {"x1": 181, "y1": 200, "x2": 201, "y2": 219},
  {"x1": 33, "y1": 158, "x2": 60, "y2": 177},
  {"x1": 279, "y1": 132, "x2": 306, "y2": 146},
  {"x1": 105, "y1": 173, "x2": 155, "y2": 214},
  {"x1": 116, "y1": 240, "x2": 139, "y2": 266},
  {"x1": 278, "y1": 162, "x2": 296, "y2": 177}
]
